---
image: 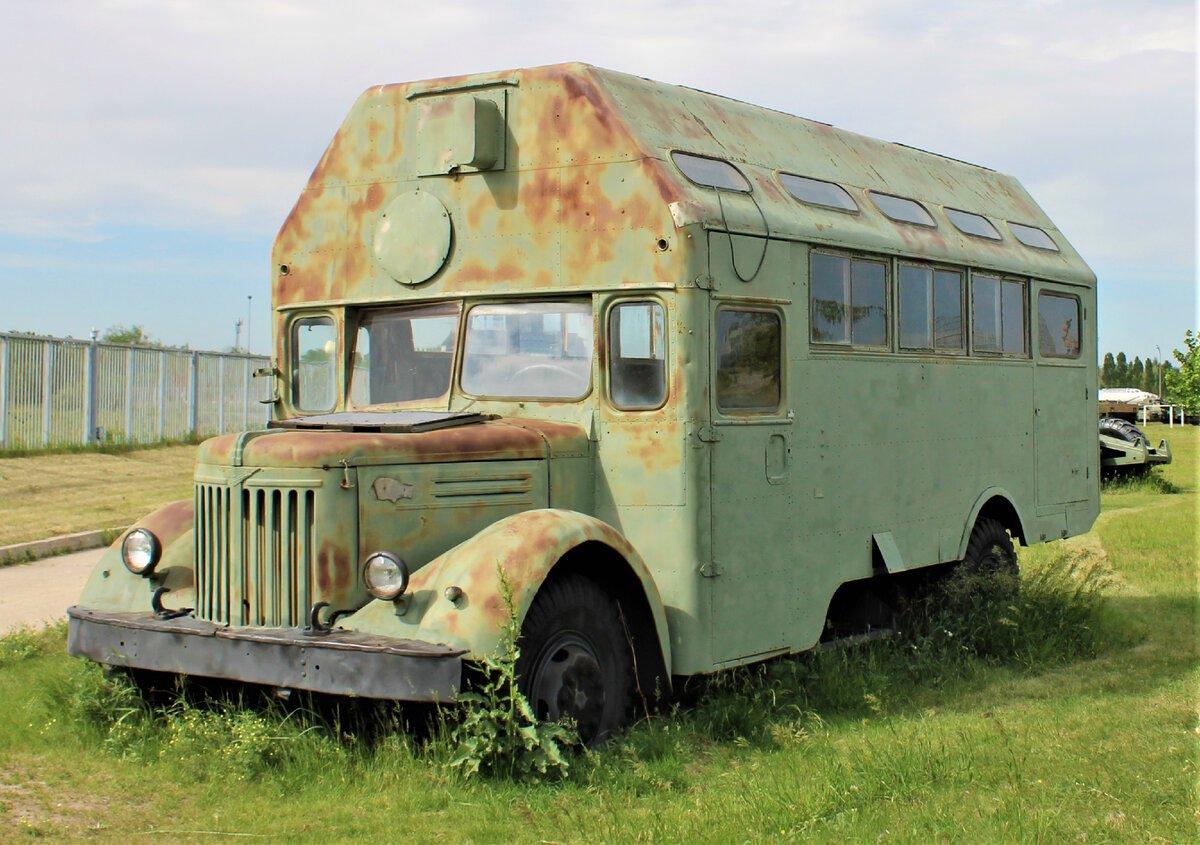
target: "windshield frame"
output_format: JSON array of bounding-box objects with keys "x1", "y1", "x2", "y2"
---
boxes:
[
  {"x1": 347, "y1": 301, "x2": 463, "y2": 410},
  {"x1": 459, "y1": 298, "x2": 595, "y2": 402}
]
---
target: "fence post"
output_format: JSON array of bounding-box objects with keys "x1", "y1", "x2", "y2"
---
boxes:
[
  {"x1": 189, "y1": 351, "x2": 200, "y2": 438},
  {"x1": 0, "y1": 334, "x2": 7, "y2": 449},
  {"x1": 124, "y1": 346, "x2": 134, "y2": 443},
  {"x1": 243, "y1": 356, "x2": 250, "y2": 429},
  {"x1": 41, "y1": 339, "x2": 53, "y2": 446},
  {"x1": 218, "y1": 356, "x2": 226, "y2": 433},
  {"x1": 157, "y1": 350, "x2": 166, "y2": 441},
  {"x1": 86, "y1": 331, "x2": 99, "y2": 443}
]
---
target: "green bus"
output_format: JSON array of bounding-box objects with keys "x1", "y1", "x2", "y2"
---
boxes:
[{"x1": 69, "y1": 63, "x2": 1099, "y2": 744}]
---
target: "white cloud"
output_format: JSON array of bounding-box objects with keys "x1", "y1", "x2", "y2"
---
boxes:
[{"x1": 0, "y1": 0, "x2": 1194, "y2": 350}]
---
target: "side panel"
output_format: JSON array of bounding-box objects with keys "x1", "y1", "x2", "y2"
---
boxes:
[
  {"x1": 357, "y1": 459, "x2": 549, "y2": 575},
  {"x1": 706, "y1": 236, "x2": 806, "y2": 663},
  {"x1": 1032, "y1": 281, "x2": 1095, "y2": 510}
]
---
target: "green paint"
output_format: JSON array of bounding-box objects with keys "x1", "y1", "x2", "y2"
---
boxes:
[{"x1": 72, "y1": 63, "x2": 1098, "y2": 692}]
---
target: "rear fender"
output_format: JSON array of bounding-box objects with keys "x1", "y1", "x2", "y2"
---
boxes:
[
  {"x1": 344, "y1": 509, "x2": 672, "y2": 672},
  {"x1": 959, "y1": 488, "x2": 1029, "y2": 556}
]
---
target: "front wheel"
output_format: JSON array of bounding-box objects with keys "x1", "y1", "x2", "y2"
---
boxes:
[{"x1": 515, "y1": 575, "x2": 634, "y2": 747}]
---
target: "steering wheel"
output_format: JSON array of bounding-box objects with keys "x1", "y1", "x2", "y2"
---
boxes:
[{"x1": 507, "y1": 363, "x2": 587, "y2": 392}]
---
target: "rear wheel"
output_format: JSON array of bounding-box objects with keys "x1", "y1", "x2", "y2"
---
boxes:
[
  {"x1": 516, "y1": 575, "x2": 633, "y2": 747},
  {"x1": 955, "y1": 517, "x2": 1019, "y2": 602}
]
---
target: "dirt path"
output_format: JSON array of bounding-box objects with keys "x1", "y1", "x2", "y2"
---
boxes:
[{"x1": 0, "y1": 548, "x2": 103, "y2": 634}]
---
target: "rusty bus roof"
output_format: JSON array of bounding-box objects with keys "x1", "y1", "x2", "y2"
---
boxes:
[{"x1": 272, "y1": 62, "x2": 1093, "y2": 310}]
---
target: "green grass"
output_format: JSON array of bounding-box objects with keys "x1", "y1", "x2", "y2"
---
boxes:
[
  {"x1": 0, "y1": 426, "x2": 1196, "y2": 843},
  {"x1": 0, "y1": 444, "x2": 197, "y2": 547},
  {"x1": 0, "y1": 432, "x2": 203, "y2": 460}
]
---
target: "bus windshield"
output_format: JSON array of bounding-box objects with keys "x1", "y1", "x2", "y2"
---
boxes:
[
  {"x1": 461, "y1": 301, "x2": 593, "y2": 399},
  {"x1": 350, "y1": 303, "x2": 461, "y2": 406}
]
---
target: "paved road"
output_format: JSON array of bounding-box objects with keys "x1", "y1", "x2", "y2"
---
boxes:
[{"x1": 0, "y1": 548, "x2": 103, "y2": 634}]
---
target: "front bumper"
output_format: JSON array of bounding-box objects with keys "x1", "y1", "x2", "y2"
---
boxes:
[{"x1": 67, "y1": 607, "x2": 465, "y2": 701}]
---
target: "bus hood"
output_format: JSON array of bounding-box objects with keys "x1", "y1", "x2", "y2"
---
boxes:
[{"x1": 197, "y1": 415, "x2": 590, "y2": 469}]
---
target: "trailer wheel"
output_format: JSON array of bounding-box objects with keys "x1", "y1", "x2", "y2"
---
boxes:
[
  {"x1": 958, "y1": 517, "x2": 1019, "y2": 600},
  {"x1": 1099, "y1": 417, "x2": 1149, "y2": 447},
  {"x1": 516, "y1": 574, "x2": 633, "y2": 747}
]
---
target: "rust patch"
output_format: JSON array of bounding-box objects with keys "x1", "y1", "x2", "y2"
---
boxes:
[
  {"x1": 196, "y1": 434, "x2": 238, "y2": 465},
  {"x1": 241, "y1": 419, "x2": 566, "y2": 468},
  {"x1": 316, "y1": 544, "x2": 333, "y2": 594},
  {"x1": 129, "y1": 499, "x2": 194, "y2": 544}
]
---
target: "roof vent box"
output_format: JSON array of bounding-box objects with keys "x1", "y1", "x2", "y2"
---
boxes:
[{"x1": 416, "y1": 90, "x2": 507, "y2": 175}]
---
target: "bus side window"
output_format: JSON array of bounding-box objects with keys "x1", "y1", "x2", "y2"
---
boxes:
[
  {"x1": 716, "y1": 309, "x2": 781, "y2": 412},
  {"x1": 810, "y1": 252, "x2": 888, "y2": 347},
  {"x1": 608, "y1": 301, "x2": 667, "y2": 409},
  {"x1": 972, "y1": 275, "x2": 1027, "y2": 355},
  {"x1": 293, "y1": 316, "x2": 337, "y2": 413},
  {"x1": 899, "y1": 264, "x2": 964, "y2": 352}
]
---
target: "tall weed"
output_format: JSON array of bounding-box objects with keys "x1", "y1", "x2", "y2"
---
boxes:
[
  {"x1": 57, "y1": 664, "x2": 344, "y2": 781},
  {"x1": 446, "y1": 566, "x2": 575, "y2": 780},
  {"x1": 675, "y1": 543, "x2": 1125, "y2": 746},
  {"x1": 1101, "y1": 467, "x2": 1178, "y2": 494},
  {"x1": 0, "y1": 625, "x2": 43, "y2": 667}
]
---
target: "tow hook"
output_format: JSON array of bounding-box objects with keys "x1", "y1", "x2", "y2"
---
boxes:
[
  {"x1": 151, "y1": 587, "x2": 193, "y2": 620},
  {"x1": 305, "y1": 601, "x2": 353, "y2": 635}
]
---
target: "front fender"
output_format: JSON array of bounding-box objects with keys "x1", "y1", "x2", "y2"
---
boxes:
[
  {"x1": 342, "y1": 509, "x2": 672, "y2": 673},
  {"x1": 77, "y1": 499, "x2": 196, "y2": 612}
]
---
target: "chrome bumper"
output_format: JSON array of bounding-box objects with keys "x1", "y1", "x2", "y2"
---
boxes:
[{"x1": 67, "y1": 606, "x2": 464, "y2": 701}]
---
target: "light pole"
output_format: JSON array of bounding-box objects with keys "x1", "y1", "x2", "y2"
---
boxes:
[
  {"x1": 247, "y1": 295, "x2": 253, "y2": 355},
  {"x1": 1156, "y1": 344, "x2": 1162, "y2": 398}
]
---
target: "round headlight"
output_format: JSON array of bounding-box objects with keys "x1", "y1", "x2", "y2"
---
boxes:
[
  {"x1": 121, "y1": 528, "x2": 161, "y2": 576},
  {"x1": 363, "y1": 551, "x2": 409, "y2": 601}
]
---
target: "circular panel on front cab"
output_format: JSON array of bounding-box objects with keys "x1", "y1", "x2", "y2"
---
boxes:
[{"x1": 371, "y1": 190, "x2": 452, "y2": 285}]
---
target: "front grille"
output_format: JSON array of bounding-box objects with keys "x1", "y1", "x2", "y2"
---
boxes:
[{"x1": 195, "y1": 482, "x2": 317, "y2": 627}]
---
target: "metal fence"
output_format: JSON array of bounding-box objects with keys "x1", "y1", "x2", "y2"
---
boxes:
[{"x1": 0, "y1": 332, "x2": 272, "y2": 450}]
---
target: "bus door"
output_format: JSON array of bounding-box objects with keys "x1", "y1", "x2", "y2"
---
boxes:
[
  {"x1": 1032, "y1": 282, "x2": 1091, "y2": 507},
  {"x1": 706, "y1": 299, "x2": 794, "y2": 663}
]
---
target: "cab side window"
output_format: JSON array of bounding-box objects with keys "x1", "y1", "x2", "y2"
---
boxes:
[
  {"x1": 1037, "y1": 292, "x2": 1081, "y2": 358},
  {"x1": 292, "y1": 316, "x2": 337, "y2": 413},
  {"x1": 608, "y1": 301, "x2": 667, "y2": 409}
]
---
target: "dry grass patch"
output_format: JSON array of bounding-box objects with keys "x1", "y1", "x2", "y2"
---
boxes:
[{"x1": 0, "y1": 446, "x2": 196, "y2": 546}]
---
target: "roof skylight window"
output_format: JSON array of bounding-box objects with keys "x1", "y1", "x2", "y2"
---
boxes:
[
  {"x1": 869, "y1": 191, "x2": 936, "y2": 227},
  {"x1": 671, "y1": 151, "x2": 751, "y2": 192},
  {"x1": 945, "y1": 208, "x2": 1001, "y2": 240},
  {"x1": 1008, "y1": 222, "x2": 1059, "y2": 251},
  {"x1": 779, "y1": 173, "x2": 858, "y2": 212}
]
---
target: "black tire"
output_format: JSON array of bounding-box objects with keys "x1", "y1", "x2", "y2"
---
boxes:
[
  {"x1": 1099, "y1": 417, "x2": 1153, "y2": 478},
  {"x1": 956, "y1": 517, "x2": 1019, "y2": 602},
  {"x1": 1099, "y1": 417, "x2": 1148, "y2": 447},
  {"x1": 963, "y1": 517, "x2": 1017, "y2": 576},
  {"x1": 515, "y1": 574, "x2": 634, "y2": 747}
]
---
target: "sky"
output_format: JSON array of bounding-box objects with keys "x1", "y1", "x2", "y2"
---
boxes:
[{"x1": 0, "y1": 0, "x2": 1194, "y2": 363}]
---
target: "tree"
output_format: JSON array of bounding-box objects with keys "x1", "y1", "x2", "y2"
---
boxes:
[
  {"x1": 1164, "y1": 330, "x2": 1200, "y2": 409},
  {"x1": 101, "y1": 324, "x2": 156, "y2": 345},
  {"x1": 1100, "y1": 352, "x2": 1117, "y2": 388},
  {"x1": 1115, "y1": 351, "x2": 1128, "y2": 386},
  {"x1": 1130, "y1": 357, "x2": 1144, "y2": 391},
  {"x1": 1141, "y1": 359, "x2": 1158, "y2": 394}
]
